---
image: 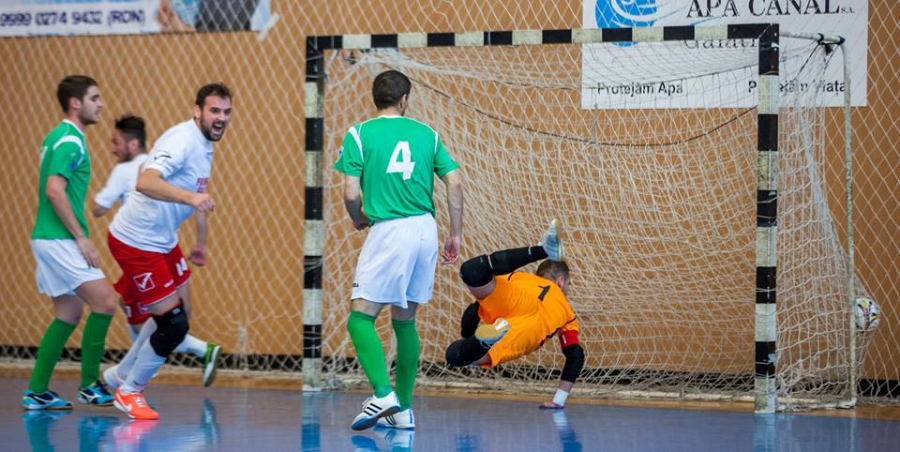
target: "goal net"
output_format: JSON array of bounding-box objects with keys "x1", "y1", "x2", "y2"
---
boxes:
[{"x1": 313, "y1": 28, "x2": 864, "y2": 410}]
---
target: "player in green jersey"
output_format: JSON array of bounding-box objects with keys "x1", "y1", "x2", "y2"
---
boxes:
[
  {"x1": 334, "y1": 69, "x2": 464, "y2": 431},
  {"x1": 24, "y1": 76, "x2": 118, "y2": 411}
]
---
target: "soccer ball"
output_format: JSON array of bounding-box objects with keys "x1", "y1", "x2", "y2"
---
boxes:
[{"x1": 854, "y1": 297, "x2": 881, "y2": 332}]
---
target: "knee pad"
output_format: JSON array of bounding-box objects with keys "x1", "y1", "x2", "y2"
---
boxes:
[
  {"x1": 445, "y1": 337, "x2": 488, "y2": 367},
  {"x1": 150, "y1": 304, "x2": 190, "y2": 357},
  {"x1": 460, "y1": 255, "x2": 493, "y2": 287}
]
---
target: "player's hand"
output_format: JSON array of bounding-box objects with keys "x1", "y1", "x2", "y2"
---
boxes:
[
  {"x1": 191, "y1": 193, "x2": 216, "y2": 212},
  {"x1": 441, "y1": 235, "x2": 461, "y2": 265},
  {"x1": 76, "y1": 236, "x2": 102, "y2": 268},
  {"x1": 189, "y1": 245, "x2": 207, "y2": 266},
  {"x1": 539, "y1": 401, "x2": 565, "y2": 410},
  {"x1": 351, "y1": 212, "x2": 370, "y2": 231}
]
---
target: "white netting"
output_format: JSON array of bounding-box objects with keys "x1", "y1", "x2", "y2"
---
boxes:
[{"x1": 314, "y1": 37, "x2": 863, "y2": 409}]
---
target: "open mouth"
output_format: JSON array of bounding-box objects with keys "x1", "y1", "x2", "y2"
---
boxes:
[{"x1": 211, "y1": 122, "x2": 225, "y2": 134}]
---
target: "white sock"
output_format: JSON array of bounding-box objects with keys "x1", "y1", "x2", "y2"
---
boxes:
[
  {"x1": 174, "y1": 334, "x2": 208, "y2": 358},
  {"x1": 117, "y1": 319, "x2": 158, "y2": 380},
  {"x1": 120, "y1": 339, "x2": 166, "y2": 394}
]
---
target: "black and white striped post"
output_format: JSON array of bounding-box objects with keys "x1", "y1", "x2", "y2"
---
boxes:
[
  {"x1": 302, "y1": 37, "x2": 329, "y2": 390},
  {"x1": 754, "y1": 24, "x2": 780, "y2": 413}
]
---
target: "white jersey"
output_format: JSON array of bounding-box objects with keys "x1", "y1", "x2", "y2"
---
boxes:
[
  {"x1": 94, "y1": 153, "x2": 151, "y2": 210},
  {"x1": 109, "y1": 120, "x2": 214, "y2": 253}
]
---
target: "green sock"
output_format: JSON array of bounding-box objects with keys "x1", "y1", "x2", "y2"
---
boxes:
[
  {"x1": 80, "y1": 312, "x2": 113, "y2": 389},
  {"x1": 347, "y1": 311, "x2": 392, "y2": 397},
  {"x1": 392, "y1": 318, "x2": 420, "y2": 410},
  {"x1": 29, "y1": 318, "x2": 77, "y2": 394}
]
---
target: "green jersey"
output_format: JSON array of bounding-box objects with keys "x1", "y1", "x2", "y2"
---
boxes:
[
  {"x1": 32, "y1": 120, "x2": 91, "y2": 240},
  {"x1": 334, "y1": 115, "x2": 459, "y2": 223}
]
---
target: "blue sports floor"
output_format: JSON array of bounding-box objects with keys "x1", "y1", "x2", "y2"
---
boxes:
[{"x1": 1, "y1": 376, "x2": 898, "y2": 451}]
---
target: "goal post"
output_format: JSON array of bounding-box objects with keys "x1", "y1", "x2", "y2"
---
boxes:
[{"x1": 303, "y1": 24, "x2": 857, "y2": 413}]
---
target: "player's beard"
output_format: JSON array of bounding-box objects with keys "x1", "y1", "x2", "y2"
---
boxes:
[
  {"x1": 200, "y1": 116, "x2": 227, "y2": 142},
  {"x1": 80, "y1": 108, "x2": 100, "y2": 126}
]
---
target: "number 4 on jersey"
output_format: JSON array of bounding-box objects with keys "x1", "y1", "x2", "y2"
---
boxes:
[{"x1": 387, "y1": 141, "x2": 415, "y2": 180}]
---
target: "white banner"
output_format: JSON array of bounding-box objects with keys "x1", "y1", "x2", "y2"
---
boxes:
[
  {"x1": 581, "y1": 0, "x2": 867, "y2": 108},
  {"x1": 0, "y1": 0, "x2": 271, "y2": 37}
]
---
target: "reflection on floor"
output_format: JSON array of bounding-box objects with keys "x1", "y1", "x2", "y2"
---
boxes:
[{"x1": 1, "y1": 377, "x2": 897, "y2": 451}]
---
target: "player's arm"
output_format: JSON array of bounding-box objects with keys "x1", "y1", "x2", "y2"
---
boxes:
[
  {"x1": 136, "y1": 168, "x2": 214, "y2": 212},
  {"x1": 92, "y1": 168, "x2": 123, "y2": 217},
  {"x1": 189, "y1": 210, "x2": 209, "y2": 266},
  {"x1": 342, "y1": 175, "x2": 370, "y2": 230},
  {"x1": 46, "y1": 175, "x2": 101, "y2": 267},
  {"x1": 440, "y1": 169, "x2": 463, "y2": 264},
  {"x1": 91, "y1": 203, "x2": 110, "y2": 218},
  {"x1": 540, "y1": 329, "x2": 585, "y2": 410}
]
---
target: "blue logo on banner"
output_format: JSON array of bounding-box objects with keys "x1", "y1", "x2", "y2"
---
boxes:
[{"x1": 595, "y1": 0, "x2": 659, "y2": 29}]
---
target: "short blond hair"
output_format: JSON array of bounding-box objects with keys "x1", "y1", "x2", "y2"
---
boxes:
[{"x1": 536, "y1": 260, "x2": 569, "y2": 284}]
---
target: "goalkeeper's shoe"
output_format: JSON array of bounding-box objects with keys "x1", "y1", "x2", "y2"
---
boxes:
[
  {"x1": 541, "y1": 219, "x2": 565, "y2": 261},
  {"x1": 475, "y1": 318, "x2": 510, "y2": 348}
]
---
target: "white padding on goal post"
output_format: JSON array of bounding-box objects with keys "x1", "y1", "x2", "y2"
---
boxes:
[
  {"x1": 572, "y1": 29, "x2": 602, "y2": 44},
  {"x1": 757, "y1": 150, "x2": 778, "y2": 190},
  {"x1": 303, "y1": 288, "x2": 323, "y2": 323},
  {"x1": 756, "y1": 227, "x2": 777, "y2": 267},
  {"x1": 342, "y1": 34, "x2": 372, "y2": 50},
  {"x1": 304, "y1": 220, "x2": 325, "y2": 256},
  {"x1": 755, "y1": 303, "x2": 777, "y2": 342},
  {"x1": 455, "y1": 31, "x2": 483, "y2": 46},
  {"x1": 694, "y1": 25, "x2": 729, "y2": 41},
  {"x1": 632, "y1": 27, "x2": 663, "y2": 42},
  {"x1": 512, "y1": 30, "x2": 542, "y2": 45},
  {"x1": 398, "y1": 33, "x2": 427, "y2": 48},
  {"x1": 304, "y1": 82, "x2": 320, "y2": 119},
  {"x1": 758, "y1": 75, "x2": 779, "y2": 114}
]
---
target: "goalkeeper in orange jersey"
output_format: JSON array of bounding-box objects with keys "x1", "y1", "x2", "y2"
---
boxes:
[{"x1": 445, "y1": 219, "x2": 585, "y2": 409}]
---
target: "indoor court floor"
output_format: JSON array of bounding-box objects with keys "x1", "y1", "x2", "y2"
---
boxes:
[{"x1": 1, "y1": 376, "x2": 898, "y2": 452}]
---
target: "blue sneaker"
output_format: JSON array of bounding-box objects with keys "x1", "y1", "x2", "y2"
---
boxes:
[
  {"x1": 77, "y1": 380, "x2": 114, "y2": 406},
  {"x1": 541, "y1": 219, "x2": 565, "y2": 261},
  {"x1": 22, "y1": 390, "x2": 73, "y2": 411}
]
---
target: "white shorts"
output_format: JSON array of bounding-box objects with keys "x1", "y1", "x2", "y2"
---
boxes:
[
  {"x1": 351, "y1": 213, "x2": 438, "y2": 308},
  {"x1": 31, "y1": 239, "x2": 107, "y2": 298}
]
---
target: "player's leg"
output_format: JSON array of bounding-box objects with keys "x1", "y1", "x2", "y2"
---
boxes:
[
  {"x1": 459, "y1": 219, "x2": 564, "y2": 296},
  {"x1": 379, "y1": 217, "x2": 438, "y2": 430},
  {"x1": 115, "y1": 291, "x2": 187, "y2": 420},
  {"x1": 106, "y1": 318, "x2": 153, "y2": 389},
  {"x1": 110, "y1": 240, "x2": 190, "y2": 419},
  {"x1": 348, "y1": 216, "x2": 429, "y2": 430},
  {"x1": 74, "y1": 278, "x2": 118, "y2": 405},
  {"x1": 25, "y1": 239, "x2": 110, "y2": 410},
  {"x1": 382, "y1": 303, "x2": 419, "y2": 430},
  {"x1": 169, "y1": 280, "x2": 221, "y2": 386},
  {"x1": 348, "y1": 298, "x2": 397, "y2": 430},
  {"x1": 24, "y1": 294, "x2": 80, "y2": 410}
]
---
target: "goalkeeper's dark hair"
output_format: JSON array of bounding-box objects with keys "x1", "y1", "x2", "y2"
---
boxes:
[
  {"x1": 372, "y1": 70, "x2": 411, "y2": 110},
  {"x1": 536, "y1": 260, "x2": 570, "y2": 284},
  {"x1": 114, "y1": 114, "x2": 147, "y2": 151},
  {"x1": 56, "y1": 75, "x2": 98, "y2": 113}
]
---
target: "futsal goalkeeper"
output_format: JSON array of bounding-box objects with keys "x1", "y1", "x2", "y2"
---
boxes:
[{"x1": 445, "y1": 219, "x2": 585, "y2": 409}]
